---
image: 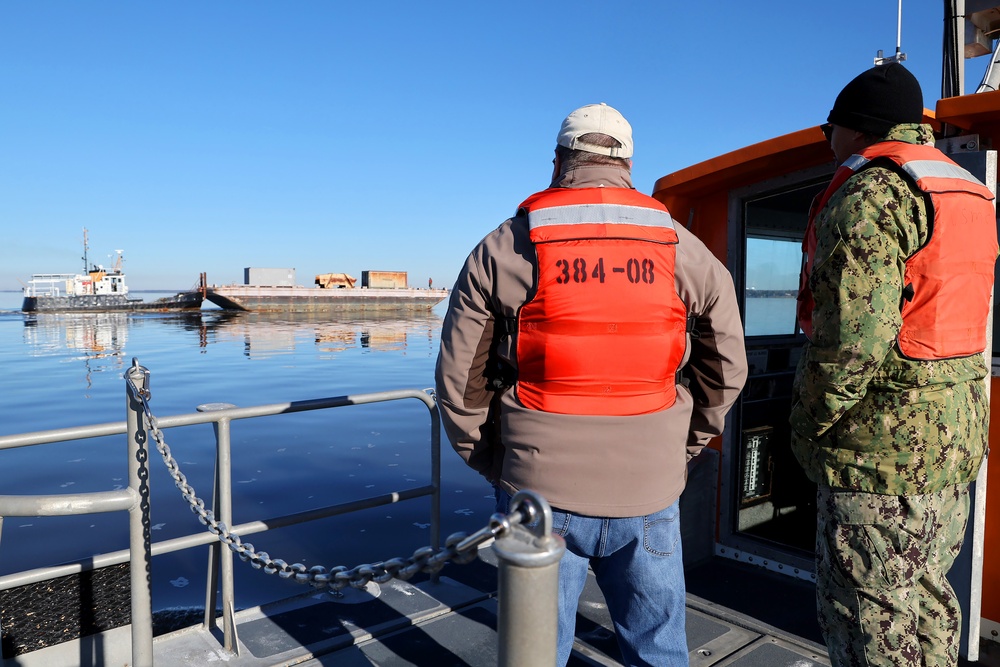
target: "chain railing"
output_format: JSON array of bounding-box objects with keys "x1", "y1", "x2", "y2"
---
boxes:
[
  {"x1": 126, "y1": 359, "x2": 526, "y2": 587},
  {"x1": 129, "y1": 359, "x2": 533, "y2": 588}
]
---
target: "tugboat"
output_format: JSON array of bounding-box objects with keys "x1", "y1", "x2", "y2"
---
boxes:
[{"x1": 21, "y1": 229, "x2": 204, "y2": 313}]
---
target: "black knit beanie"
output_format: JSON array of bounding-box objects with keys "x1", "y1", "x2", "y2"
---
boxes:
[{"x1": 827, "y1": 63, "x2": 924, "y2": 136}]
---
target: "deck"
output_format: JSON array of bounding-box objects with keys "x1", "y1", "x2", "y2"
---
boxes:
[
  {"x1": 2, "y1": 370, "x2": 996, "y2": 667},
  {"x1": 8, "y1": 550, "x2": 832, "y2": 666},
  {"x1": 165, "y1": 552, "x2": 836, "y2": 666},
  {"x1": 8, "y1": 547, "x2": 1000, "y2": 665}
]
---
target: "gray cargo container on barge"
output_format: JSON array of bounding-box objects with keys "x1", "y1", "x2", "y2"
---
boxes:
[{"x1": 204, "y1": 267, "x2": 449, "y2": 314}]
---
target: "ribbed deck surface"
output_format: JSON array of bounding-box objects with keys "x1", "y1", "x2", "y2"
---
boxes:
[
  {"x1": 151, "y1": 551, "x2": 834, "y2": 666},
  {"x1": 16, "y1": 552, "x2": 999, "y2": 666}
]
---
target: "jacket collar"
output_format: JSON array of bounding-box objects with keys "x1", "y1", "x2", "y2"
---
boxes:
[
  {"x1": 879, "y1": 123, "x2": 935, "y2": 146},
  {"x1": 550, "y1": 165, "x2": 634, "y2": 189}
]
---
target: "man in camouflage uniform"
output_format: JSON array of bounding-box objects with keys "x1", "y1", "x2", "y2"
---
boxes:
[{"x1": 791, "y1": 63, "x2": 997, "y2": 666}]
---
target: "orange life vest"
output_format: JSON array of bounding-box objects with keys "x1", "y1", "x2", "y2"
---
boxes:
[
  {"x1": 797, "y1": 141, "x2": 997, "y2": 359},
  {"x1": 515, "y1": 187, "x2": 688, "y2": 416}
]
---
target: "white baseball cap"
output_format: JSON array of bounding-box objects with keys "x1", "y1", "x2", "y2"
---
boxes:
[{"x1": 556, "y1": 103, "x2": 633, "y2": 158}]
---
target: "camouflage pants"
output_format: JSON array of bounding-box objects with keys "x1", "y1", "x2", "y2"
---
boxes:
[{"x1": 815, "y1": 483, "x2": 969, "y2": 667}]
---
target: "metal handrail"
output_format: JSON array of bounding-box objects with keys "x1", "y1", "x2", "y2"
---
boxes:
[
  {"x1": 0, "y1": 488, "x2": 434, "y2": 590},
  {"x1": 0, "y1": 362, "x2": 442, "y2": 667},
  {"x1": 0, "y1": 390, "x2": 441, "y2": 451}
]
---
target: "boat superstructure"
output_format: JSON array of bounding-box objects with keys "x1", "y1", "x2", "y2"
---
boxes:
[{"x1": 21, "y1": 230, "x2": 204, "y2": 313}]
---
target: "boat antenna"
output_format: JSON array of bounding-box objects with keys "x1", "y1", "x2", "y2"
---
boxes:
[
  {"x1": 82, "y1": 227, "x2": 89, "y2": 273},
  {"x1": 875, "y1": 0, "x2": 907, "y2": 65}
]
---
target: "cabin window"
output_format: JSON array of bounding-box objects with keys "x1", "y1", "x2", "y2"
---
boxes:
[
  {"x1": 718, "y1": 175, "x2": 831, "y2": 570},
  {"x1": 744, "y1": 237, "x2": 801, "y2": 337}
]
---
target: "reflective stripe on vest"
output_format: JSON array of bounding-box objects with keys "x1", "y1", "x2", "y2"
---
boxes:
[
  {"x1": 515, "y1": 187, "x2": 688, "y2": 416},
  {"x1": 796, "y1": 141, "x2": 998, "y2": 359}
]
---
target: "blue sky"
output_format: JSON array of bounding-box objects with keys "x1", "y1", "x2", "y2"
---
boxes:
[{"x1": 1, "y1": 1, "x2": 991, "y2": 291}]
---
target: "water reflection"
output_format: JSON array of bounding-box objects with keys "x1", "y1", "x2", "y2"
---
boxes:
[
  {"x1": 199, "y1": 310, "x2": 441, "y2": 358},
  {"x1": 22, "y1": 312, "x2": 134, "y2": 394},
  {"x1": 21, "y1": 309, "x2": 443, "y2": 364}
]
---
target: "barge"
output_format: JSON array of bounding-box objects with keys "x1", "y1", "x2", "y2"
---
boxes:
[{"x1": 204, "y1": 267, "x2": 449, "y2": 314}]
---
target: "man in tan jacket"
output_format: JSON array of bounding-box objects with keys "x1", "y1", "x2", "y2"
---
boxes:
[{"x1": 435, "y1": 103, "x2": 748, "y2": 666}]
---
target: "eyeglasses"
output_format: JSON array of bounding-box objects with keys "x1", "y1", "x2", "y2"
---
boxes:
[{"x1": 820, "y1": 123, "x2": 833, "y2": 142}]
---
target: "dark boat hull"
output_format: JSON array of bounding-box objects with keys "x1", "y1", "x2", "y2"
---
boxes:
[{"x1": 22, "y1": 291, "x2": 204, "y2": 313}]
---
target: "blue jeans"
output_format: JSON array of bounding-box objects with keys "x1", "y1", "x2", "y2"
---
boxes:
[{"x1": 496, "y1": 489, "x2": 688, "y2": 666}]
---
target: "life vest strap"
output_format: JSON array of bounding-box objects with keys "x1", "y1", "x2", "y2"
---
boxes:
[
  {"x1": 524, "y1": 379, "x2": 674, "y2": 396},
  {"x1": 521, "y1": 320, "x2": 683, "y2": 335}
]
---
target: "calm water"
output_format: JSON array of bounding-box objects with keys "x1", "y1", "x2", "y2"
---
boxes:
[
  {"x1": 0, "y1": 291, "x2": 488, "y2": 611},
  {"x1": 745, "y1": 295, "x2": 798, "y2": 337}
]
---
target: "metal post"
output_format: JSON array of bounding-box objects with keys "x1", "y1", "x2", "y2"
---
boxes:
[
  {"x1": 428, "y1": 396, "x2": 442, "y2": 581},
  {"x1": 958, "y1": 0, "x2": 966, "y2": 95},
  {"x1": 126, "y1": 363, "x2": 154, "y2": 667},
  {"x1": 0, "y1": 515, "x2": 4, "y2": 662},
  {"x1": 198, "y1": 402, "x2": 239, "y2": 655},
  {"x1": 492, "y1": 491, "x2": 565, "y2": 667}
]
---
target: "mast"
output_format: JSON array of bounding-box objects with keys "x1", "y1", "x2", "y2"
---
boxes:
[
  {"x1": 943, "y1": 0, "x2": 965, "y2": 98},
  {"x1": 82, "y1": 227, "x2": 89, "y2": 273},
  {"x1": 875, "y1": 0, "x2": 906, "y2": 65}
]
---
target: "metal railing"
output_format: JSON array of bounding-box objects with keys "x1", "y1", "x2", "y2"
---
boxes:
[
  {"x1": 0, "y1": 359, "x2": 564, "y2": 667},
  {"x1": 0, "y1": 359, "x2": 444, "y2": 667}
]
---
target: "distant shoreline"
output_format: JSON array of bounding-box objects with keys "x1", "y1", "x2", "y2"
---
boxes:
[
  {"x1": 745, "y1": 290, "x2": 796, "y2": 298},
  {"x1": 3, "y1": 288, "x2": 799, "y2": 297},
  {"x1": 0, "y1": 289, "x2": 186, "y2": 294}
]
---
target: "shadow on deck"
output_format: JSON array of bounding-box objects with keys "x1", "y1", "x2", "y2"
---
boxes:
[
  {"x1": 145, "y1": 549, "x2": 834, "y2": 666},
  {"x1": 18, "y1": 547, "x2": 996, "y2": 665}
]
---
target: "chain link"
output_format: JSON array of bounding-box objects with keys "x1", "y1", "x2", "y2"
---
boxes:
[{"x1": 124, "y1": 361, "x2": 524, "y2": 592}]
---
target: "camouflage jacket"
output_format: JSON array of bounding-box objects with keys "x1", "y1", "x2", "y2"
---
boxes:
[{"x1": 790, "y1": 123, "x2": 990, "y2": 495}]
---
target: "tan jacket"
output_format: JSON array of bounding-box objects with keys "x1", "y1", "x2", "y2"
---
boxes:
[{"x1": 435, "y1": 165, "x2": 748, "y2": 517}]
